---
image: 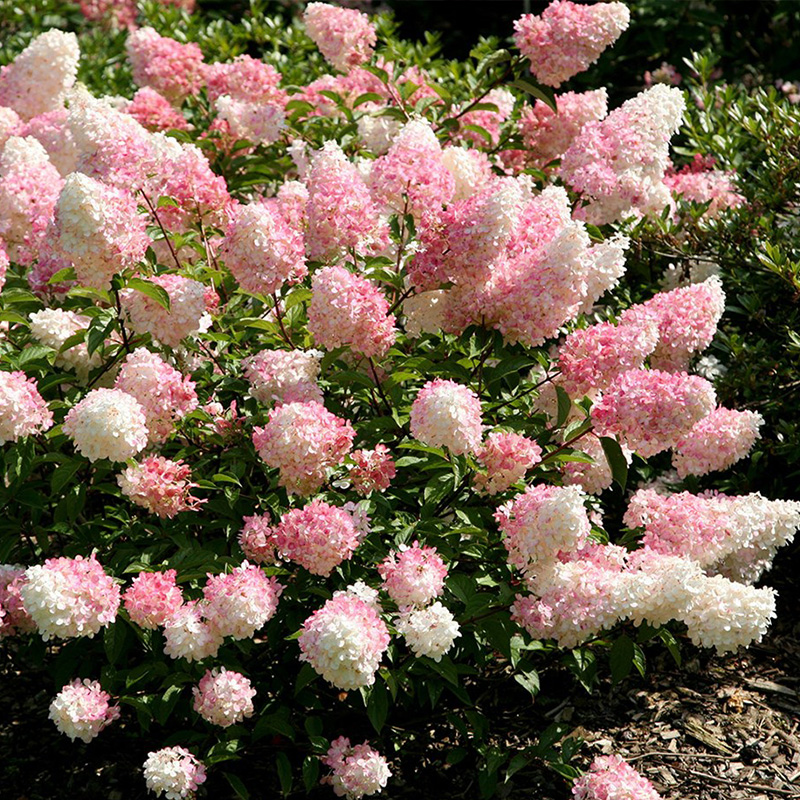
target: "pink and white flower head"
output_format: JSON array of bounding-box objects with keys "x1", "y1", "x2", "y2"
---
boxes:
[
  {"x1": 0, "y1": 107, "x2": 20, "y2": 148},
  {"x1": 252, "y1": 401, "x2": 355, "y2": 496},
  {"x1": 0, "y1": 239, "x2": 6, "y2": 292},
  {"x1": 62, "y1": 388, "x2": 149, "y2": 462},
  {"x1": 66, "y1": 89, "x2": 156, "y2": 191},
  {"x1": 0, "y1": 565, "x2": 36, "y2": 636},
  {"x1": 114, "y1": 349, "x2": 198, "y2": 443},
  {"x1": 664, "y1": 156, "x2": 745, "y2": 218},
  {"x1": 561, "y1": 85, "x2": 685, "y2": 224},
  {"x1": 396, "y1": 602, "x2": 461, "y2": 662},
  {"x1": 125, "y1": 87, "x2": 191, "y2": 132},
  {"x1": 322, "y1": 737, "x2": 391, "y2": 799},
  {"x1": 520, "y1": 89, "x2": 609, "y2": 168},
  {"x1": 79, "y1": 0, "x2": 138, "y2": 29},
  {"x1": 275, "y1": 500, "x2": 360, "y2": 577},
  {"x1": 192, "y1": 668, "x2": 256, "y2": 728},
  {"x1": 126, "y1": 28, "x2": 204, "y2": 104},
  {"x1": 53, "y1": 172, "x2": 150, "y2": 289},
  {"x1": 303, "y1": 3, "x2": 377, "y2": 73},
  {"x1": 561, "y1": 433, "x2": 630, "y2": 496},
  {"x1": 572, "y1": 755, "x2": 663, "y2": 800},
  {"x1": 0, "y1": 370, "x2": 53, "y2": 443},
  {"x1": 0, "y1": 135, "x2": 63, "y2": 264},
  {"x1": 410, "y1": 379, "x2": 483, "y2": 455},
  {"x1": 441, "y1": 146, "x2": 494, "y2": 202},
  {"x1": 496, "y1": 484, "x2": 591, "y2": 575},
  {"x1": 558, "y1": 316, "x2": 659, "y2": 397},
  {"x1": 305, "y1": 142, "x2": 389, "y2": 262},
  {"x1": 238, "y1": 513, "x2": 280, "y2": 565},
  {"x1": 298, "y1": 592, "x2": 390, "y2": 690},
  {"x1": 514, "y1": 1, "x2": 630, "y2": 87},
  {"x1": 203, "y1": 562, "x2": 283, "y2": 640},
  {"x1": 123, "y1": 570, "x2": 183, "y2": 629},
  {"x1": 143, "y1": 747, "x2": 207, "y2": 799},
  {"x1": 121, "y1": 274, "x2": 209, "y2": 348},
  {"x1": 0, "y1": 30, "x2": 79, "y2": 120},
  {"x1": 49, "y1": 679, "x2": 120, "y2": 743},
  {"x1": 204, "y1": 55, "x2": 286, "y2": 104},
  {"x1": 17, "y1": 108, "x2": 79, "y2": 176},
  {"x1": 620, "y1": 276, "x2": 726, "y2": 372},
  {"x1": 672, "y1": 407, "x2": 763, "y2": 478},
  {"x1": 220, "y1": 201, "x2": 306, "y2": 296},
  {"x1": 369, "y1": 118, "x2": 455, "y2": 227},
  {"x1": 474, "y1": 431, "x2": 542, "y2": 495},
  {"x1": 28, "y1": 308, "x2": 101, "y2": 381},
  {"x1": 214, "y1": 95, "x2": 285, "y2": 146},
  {"x1": 350, "y1": 445, "x2": 396, "y2": 495},
  {"x1": 163, "y1": 601, "x2": 222, "y2": 662},
  {"x1": 378, "y1": 542, "x2": 448, "y2": 608},
  {"x1": 21, "y1": 554, "x2": 120, "y2": 640},
  {"x1": 118, "y1": 457, "x2": 205, "y2": 519},
  {"x1": 591, "y1": 369, "x2": 716, "y2": 458},
  {"x1": 243, "y1": 349, "x2": 323, "y2": 406},
  {"x1": 308, "y1": 266, "x2": 397, "y2": 358}
]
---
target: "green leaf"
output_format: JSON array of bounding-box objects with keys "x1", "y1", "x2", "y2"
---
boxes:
[
  {"x1": 609, "y1": 634, "x2": 635, "y2": 683},
  {"x1": 367, "y1": 679, "x2": 389, "y2": 733},
  {"x1": 127, "y1": 277, "x2": 171, "y2": 311},
  {"x1": 103, "y1": 622, "x2": 128, "y2": 666},
  {"x1": 513, "y1": 668, "x2": 539, "y2": 698},
  {"x1": 599, "y1": 436, "x2": 628, "y2": 490},
  {"x1": 510, "y1": 79, "x2": 557, "y2": 111},
  {"x1": 224, "y1": 773, "x2": 250, "y2": 800},
  {"x1": 49, "y1": 266, "x2": 77, "y2": 284},
  {"x1": 276, "y1": 752, "x2": 292, "y2": 796},
  {"x1": 50, "y1": 460, "x2": 83, "y2": 494},
  {"x1": 555, "y1": 385, "x2": 572, "y2": 428},
  {"x1": 302, "y1": 756, "x2": 320, "y2": 793}
]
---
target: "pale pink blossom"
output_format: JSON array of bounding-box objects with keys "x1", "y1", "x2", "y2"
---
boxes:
[
  {"x1": 410, "y1": 379, "x2": 483, "y2": 455},
  {"x1": 474, "y1": 431, "x2": 542, "y2": 495},
  {"x1": 123, "y1": 570, "x2": 183, "y2": 629},
  {"x1": 118, "y1": 457, "x2": 205, "y2": 518},
  {"x1": 49, "y1": 679, "x2": 120, "y2": 743},
  {"x1": 350, "y1": 445, "x2": 396, "y2": 495},
  {"x1": 193, "y1": 668, "x2": 256, "y2": 728},
  {"x1": 143, "y1": 747, "x2": 206, "y2": 799},
  {"x1": 378, "y1": 541, "x2": 448, "y2": 608},
  {"x1": 322, "y1": 737, "x2": 391, "y2": 799},
  {"x1": 304, "y1": 3, "x2": 377, "y2": 73},
  {"x1": 243, "y1": 349, "x2": 323, "y2": 406},
  {"x1": 0, "y1": 370, "x2": 53, "y2": 443},
  {"x1": 572, "y1": 755, "x2": 663, "y2": 800}
]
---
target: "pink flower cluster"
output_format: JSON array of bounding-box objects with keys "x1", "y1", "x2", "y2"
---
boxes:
[
  {"x1": 125, "y1": 87, "x2": 190, "y2": 132},
  {"x1": 243, "y1": 348, "x2": 323, "y2": 406},
  {"x1": 49, "y1": 678, "x2": 120, "y2": 743},
  {"x1": 378, "y1": 541, "x2": 448, "y2": 608},
  {"x1": 126, "y1": 28, "x2": 204, "y2": 104},
  {"x1": 118, "y1": 456, "x2": 206, "y2": 518},
  {"x1": 252, "y1": 401, "x2": 355, "y2": 495},
  {"x1": 114, "y1": 349, "x2": 198, "y2": 443},
  {"x1": 349, "y1": 445, "x2": 396, "y2": 495},
  {"x1": 591, "y1": 369, "x2": 716, "y2": 457},
  {"x1": 0, "y1": 565, "x2": 35, "y2": 636},
  {"x1": 305, "y1": 142, "x2": 388, "y2": 262},
  {"x1": 192, "y1": 668, "x2": 256, "y2": 728},
  {"x1": 410, "y1": 379, "x2": 483, "y2": 455},
  {"x1": 496, "y1": 484, "x2": 590, "y2": 576},
  {"x1": 672, "y1": 407, "x2": 763, "y2": 477},
  {"x1": 514, "y1": 1, "x2": 630, "y2": 87},
  {"x1": 221, "y1": 201, "x2": 306, "y2": 296},
  {"x1": 121, "y1": 274, "x2": 209, "y2": 348},
  {"x1": 21, "y1": 554, "x2": 120, "y2": 640},
  {"x1": 0, "y1": 370, "x2": 53, "y2": 443},
  {"x1": 123, "y1": 570, "x2": 184, "y2": 629},
  {"x1": 558, "y1": 317, "x2": 659, "y2": 397},
  {"x1": 309, "y1": 266, "x2": 397, "y2": 358},
  {"x1": 474, "y1": 431, "x2": 542, "y2": 495},
  {"x1": 620, "y1": 276, "x2": 725, "y2": 371},
  {"x1": 572, "y1": 755, "x2": 662, "y2": 800},
  {"x1": 274, "y1": 500, "x2": 361, "y2": 576},
  {"x1": 665, "y1": 155, "x2": 745, "y2": 217},
  {"x1": 299, "y1": 592, "x2": 390, "y2": 690},
  {"x1": 322, "y1": 736, "x2": 391, "y2": 799},
  {"x1": 519, "y1": 89, "x2": 608, "y2": 168},
  {"x1": 303, "y1": 3, "x2": 377, "y2": 73},
  {"x1": 561, "y1": 84, "x2": 686, "y2": 224}
]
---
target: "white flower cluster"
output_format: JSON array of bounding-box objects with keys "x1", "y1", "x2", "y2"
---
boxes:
[
  {"x1": 49, "y1": 678, "x2": 119, "y2": 743},
  {"x1": 243, "y1": 348, "x2": 323, "y2": 406},
  {"x1": 0, "y1": 29, "x2": 79, "y2": 120},
  {"x1": 143, "y1": 747, "x2": 206, "y2": 799},
  {"x1": 402, "y1": 290, "x2": 447, "y2": 339},
  {"x1": 395, "y1": 602, "x2": 461, "y2": 662},
  {"x1": 29, "y1": 308, "x2": 102, "y2": 382},
  {"x1": 62, "y1": 388, "x2": 149, "y2": 462},
  {"x1": 162, "y1": 603, "x2": 222, "y2": 663}
]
